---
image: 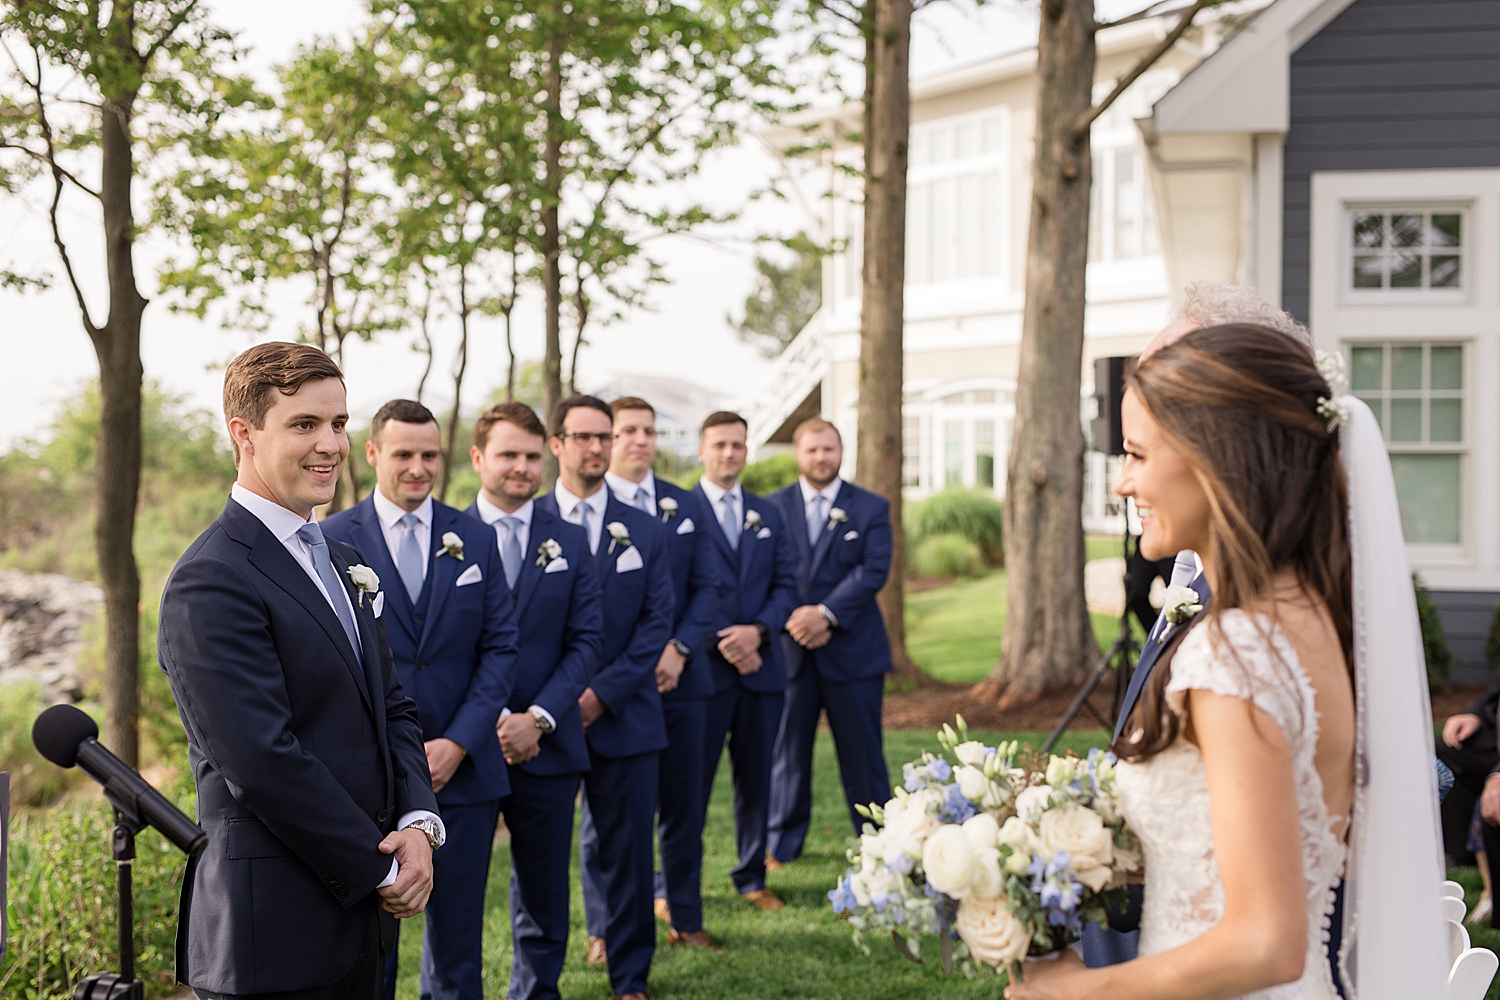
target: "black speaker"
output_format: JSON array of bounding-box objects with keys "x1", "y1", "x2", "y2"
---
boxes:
[{"x1": 1091, "y1": 356, "x2": 1129, "y2": 456}]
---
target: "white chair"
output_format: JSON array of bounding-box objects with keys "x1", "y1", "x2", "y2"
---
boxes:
[
  {"x1": 1445, "y1": 880, "x2": 1468, "y2": 900},
  {"x1": 1448, "y1": 947, "x2": 1499, "y2": 1000},
  {"x1": 1446, "y1": 918, "x2": 1471, "y2": 965},
  {"x1": 1442, "y1": 894, "x2": 1470, "y2": 923}
]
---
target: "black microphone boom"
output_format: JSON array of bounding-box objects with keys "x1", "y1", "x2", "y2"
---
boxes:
[{"x1": 33, "y1": 705, "x2": 207, "y2": 857}]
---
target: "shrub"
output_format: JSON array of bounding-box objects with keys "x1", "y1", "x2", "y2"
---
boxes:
[
  {"x1": 0, "y1": 681, "x2": 87, "y2": 808},
  {"x1": 740, "y1": 453, "x2": 799, "y2": 496},
  {"x1": 1414, "y1": 574, "x2": 1454, "y2": 689},
  {"x1": 910, "y1": 532, "x2": 983, "y2": 579},
  {"x1": 906, "y1": 490, "x2": 1004, "y2": 566}
]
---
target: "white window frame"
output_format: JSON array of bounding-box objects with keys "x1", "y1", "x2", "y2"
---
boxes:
[
  {"x1": 899, "y1": 377, "x2": 1016, "y2": 500},
  {"x1": 1341, "y1": 203, "x2": 1470, "y2": 306},
  {"x1": 905, "y1": 106, "x2": 1010, "y2": 291}
]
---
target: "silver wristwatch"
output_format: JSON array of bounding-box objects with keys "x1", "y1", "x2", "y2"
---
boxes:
[
  {"x1": 407, "y1": 817, "x2": 445, "y2": 850},
  {"x1": 530, "y1": 707, "x2": 555, "y2": 733}
]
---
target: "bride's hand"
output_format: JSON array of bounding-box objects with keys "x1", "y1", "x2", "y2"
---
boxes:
[{"x1": 1003, "y1": 949, "x2": 1088, "y2": 1000}]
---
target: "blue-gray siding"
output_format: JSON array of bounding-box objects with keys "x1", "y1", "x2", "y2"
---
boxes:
[
  {"x1": 1433, "y1": 590, "x2": 1499, "y2": 685},
  {"x1": 1282, "y1": 0, "x2": 1500, "y2": 322}
]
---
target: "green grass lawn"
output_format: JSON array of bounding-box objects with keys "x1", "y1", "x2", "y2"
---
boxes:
[{"x1": 394, "y1": 728, "x2": 1111, "y2": 999}]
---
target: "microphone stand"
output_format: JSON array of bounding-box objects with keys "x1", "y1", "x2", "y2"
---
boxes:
[{"x1": 73, "y1": 805, "x2": 148, "y2": 999}]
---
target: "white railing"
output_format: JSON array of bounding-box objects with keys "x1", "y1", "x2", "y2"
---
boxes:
[{"x1": 744, "y1": 308, "x2": 830, "y2": 451}]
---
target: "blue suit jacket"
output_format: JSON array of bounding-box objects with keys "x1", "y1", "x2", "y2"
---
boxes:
[
  {"x1": 159, "y1": 499, "x2": 438, "y2": 995},
  {"x1": 770, "y1": 480, "x2": 894, "y2": 684},
  {"x1": 1112, "y1": 570, "x2": 1212, "y2": 744},
  {"x1": 536, "y1": 492, "x2": 675, "y2": 758},
  {"x1": 647, "y1": 478, "x2": 723, "y2": 702},
  {"x1": 463, "y1": 500, "x2": 603, "y2": 777},
  {"x1": 697, "y1": 484, "x2": 800, "y2": 695},
  {"x1": 322, "y1": 496, "x2": 519, "y2": 804}
]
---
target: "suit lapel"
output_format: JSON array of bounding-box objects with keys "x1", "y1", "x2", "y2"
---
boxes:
[
  {"x1": 419, "y1": 507, "x2": 460, "y2": 650},
  {"x1": 807, "y1": 481, "x2": 847, "y2": 579},
  {"x1": 737, "y1": 499, "x2": 759, "y2": 586},
  {"x1": 1113, "y1": 573, "x2": 1211, "y2": 741},
  {"x1": 351, "y1": 503, "x2": 417, "y2": 644},
  {"x1": 516, "y1": 502, "x2": 557, "y2": 618},
  {"x1": 784, "y1": 486, "x2": 812, "y2": 567}
]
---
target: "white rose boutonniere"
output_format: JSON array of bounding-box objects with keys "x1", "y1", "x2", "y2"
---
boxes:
[
  {"x1": 535, "y1": 538, "x2": 563, "y2": 567},
  {"x1": 743, "y1": 509, "x2": 762, "y2": 532},
  {"x1": 605, "y1": 521, "x2": 631, "y2": 554},
  {"x1": 1161, "y1": 584, "x2": 1204, "y2": 625},
  {"x1": 347, "y1": 564, "x2": 380, "y2": 607},
  {"x1": 827, "y1": 506, "x2": 848, "y2": 528},
  {"x1": 658, "y1": 496, "x2": 678, "y2": 519},
  {"x1": 438, "y1": 531, "x2": 465, "y2": 561}
]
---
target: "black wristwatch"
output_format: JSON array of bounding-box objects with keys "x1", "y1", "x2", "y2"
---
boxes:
[
  {"x1": 754, "y1": 622, "x2": 770, "y2": 644},
  {"x1": 670, "y1": 638, "x2": 693, "y2": 661}
]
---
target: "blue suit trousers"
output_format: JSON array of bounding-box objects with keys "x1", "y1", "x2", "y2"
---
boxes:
[
  {"x1": 703, "y1": 684, "x2": 784, "y2": 894},
  {"x1": 503, "y1": 769, "x2": 580, "y2": 1000},
  {"x1": 652, "y1": 697, "x2": 708, "y2": 932},
  {"x1": 768, "y1": 663, "x2": 889, "y2": 862},
  {"x1": 580, "y1": 749, "x2": 660, "y2": 997}
]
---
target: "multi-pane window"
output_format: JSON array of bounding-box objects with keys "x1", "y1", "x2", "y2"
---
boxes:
[
  {"x1": 944, "y1": 420, "x2": 965, "y2": 489},
  {"x1": 1087, "y1": 72, "x2": 1171, "y2": 265},
  {"x1": 1348, "y1": 209, "x2": 1463, "y2": 292},
  {"x1": 1350, "y1": 343, "x2": 1465, "y2": 545},
  {"x1": 901, "y1": 385, "x2": 1014, "y2": 497},
  {"x1": 907, "y1": 112, "x2": 1005, "y2": 286}
]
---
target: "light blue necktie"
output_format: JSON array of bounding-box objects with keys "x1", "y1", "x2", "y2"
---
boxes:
[
  {"x1": 572, "y1": 503, "x2": 597, "y2": 555},
  {"x1": 396, "y1": 513, "x2": 425, "y2": 603},
  {"x1": 630, "y1": 487, "x2": 653, "y2": 515},
  {"x1": 719, "y1": 493, "x2": 739, "y2": 552},
  {"x1": 500, "y1": 516, "x2": 522, "y2": 590},
  {"x1": 808, "y1": 494, "x2": 827, "y2": 546},
  {"x1": 296, "y1": 521, "x2": 362, "y2": 663}
]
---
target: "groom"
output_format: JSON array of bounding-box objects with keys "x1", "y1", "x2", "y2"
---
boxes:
[{"x1": 160, "y1": 343, "x2": 440, "y2": 1000}]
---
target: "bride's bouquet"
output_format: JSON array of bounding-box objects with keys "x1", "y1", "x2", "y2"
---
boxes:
[{"x1": 828, "y1": 718, "x2": 1141, "y2": 981}]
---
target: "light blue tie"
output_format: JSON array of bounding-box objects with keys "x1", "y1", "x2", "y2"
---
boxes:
[
  {"x1": 631, "y1": 488, "x2": 653, "y2": 515},
  {"x1": 719, "y1": 494, "x2": 739, "y2": 552},
  {"x1": 572, "y1": 504, "x2": 597, "y2": 555},
  {"x1": 808, "y1": 495, "x2": 827, "y2": 546},
  {"x1": 296, "y1": 521, "x2": 362, "y2": 663},
  {"x1": 396, "y1": 513, "x2": 425, "y2": 603},
  {"x1": 500, "y1": 516, "x2": 522, "y2": 590}
]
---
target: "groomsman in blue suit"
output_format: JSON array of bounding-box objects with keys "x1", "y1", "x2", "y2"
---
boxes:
[
  {"x1": 603, "y1": 397, "x2": 724, "y2": 950},
  {"x1": 695, "y1": 411, "x2": 799, "y2": 911},
  {"x1": 538, "y1": 395, "x2": 674, "y2": 1000},
  {"x1": 466, "y1": 401, "x2": 603, "y2": 1000},
  {"x1": 766, "y1": 418, "x2": 893, "y2": 865},
  {"x1": 321, "y1": 400, "x2": 519, "y2": 1000}
]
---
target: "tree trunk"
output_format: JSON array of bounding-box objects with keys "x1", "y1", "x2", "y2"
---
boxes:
[
  {"x1": 93, "y1": 91, "x2": 147, "y2": 766},
  {"x1": 568, "y1": 274, "x2": 588, "y2": 395},
  {"x1": 540, "y1": 17, "x2": 565, "y2": 487},
  {"x1": 977, "y1": 0, "x2": 1097, "y2": 708},
  {"x1": 441, "y1": 265, "x2": 470, "y2": 503},
  {"x1": 504, "y1": 254, "x2": 518, "y2": 401},
  {"x1": 415, "y1": 279, "x2": 435, "y2": 403},
  {"x1": 855, "y1": 0, "x2": 921, "y2": 684}
]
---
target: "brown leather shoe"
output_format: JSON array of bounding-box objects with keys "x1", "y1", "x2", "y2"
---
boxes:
[
  {"x1": 765, "y1": 856, "x2": 788, "y2": 872},
  {"x1": 667, "y1": 927, "x2": 724, "y2": 952},
  {"x1": 586, "y1": 934, "x2": 608, "y2": 966},
  {"x1": 653, "y1": 897, "x2": 671, "y2": 923},
  {"x1": 742, "y1": 888, "x2": 784, "y2": 911}
]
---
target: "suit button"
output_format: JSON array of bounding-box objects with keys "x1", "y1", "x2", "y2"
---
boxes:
[
  {"x1": 377, "y1": 809, "x2": 389, "y2": 823},
  {"x1": 418, "y1": 661, "x2": 427, "y2": 671},
  {"x1": 338, "y1": 889, "x2": 348, "y2": 899},
  {"x1": 413, "y1": 615, "x2": 423, "y2": 625}
]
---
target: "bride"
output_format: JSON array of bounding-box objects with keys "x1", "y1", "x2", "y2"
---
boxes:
[{"x1": 1006, "y1": 325, "x2": 1448, "y2": 1000}]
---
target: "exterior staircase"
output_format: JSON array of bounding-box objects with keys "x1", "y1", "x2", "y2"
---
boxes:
[{"x1": 744, "y1": 308, "x2": 829, "y2": 453}]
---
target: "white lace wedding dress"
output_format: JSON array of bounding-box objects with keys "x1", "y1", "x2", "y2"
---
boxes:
[{"x1": 1114, "y1": 609, "x2": 1345, "y2": 1000}]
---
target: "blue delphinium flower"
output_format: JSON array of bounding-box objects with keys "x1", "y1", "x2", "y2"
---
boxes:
[
  {"x1": 829, "y1": 872, "x2": 859, "y2": 914},
  {"x1": 887, "y1": 851, "x2": 915, "y2": 876},
  {"x1": 1029, "y1": 850, "x2": 1084, "y2": 933},
  {"x1": 903, "y1": 762, "x2": 927, "y2": 792},
  {"x1": 938, "y1": 782, "x2": 977, "y2": 824},
  {"x1": 928, "y1": 758, "x2": 952, "y2": 782}
]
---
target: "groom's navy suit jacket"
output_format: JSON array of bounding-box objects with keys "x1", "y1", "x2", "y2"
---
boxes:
[
  {"x1": 159, "y1": 499, "x2": 438, "y2": 996},
  {"x1": 322, "y1": 496, "x2": 520, "y2": 804},
  {"x1": 535, "y1": 492, "x2": 675, "y2": 758},
  {"x1": 769, "y1": 479, "x2": 893, "y2": 683},
  {"x1": 1112, "y1": 567, "x2": 1212, "y2": 744},
  {"x1": 463, "y1": 500, "x2": 603, "y2": 777},
  {"x1": 696, "y1": 484, "x2": 800, "y2": 695}
]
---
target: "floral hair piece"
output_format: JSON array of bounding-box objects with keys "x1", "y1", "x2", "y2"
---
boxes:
[{"x1": 1314, "y1": 350, "x2": 1351, "y2": 432}]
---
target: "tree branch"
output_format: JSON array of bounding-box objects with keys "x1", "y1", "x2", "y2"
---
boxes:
[
  {"x1": 141, "y1": 0, "x2": 202, "y2": 66},
  {"x1": 0, "y1": 141, "x2": 101, "y2": 198},
  {"x1": 29, "y1": 47, "x2": 99, "y2": 334},
  {"x1": 1097, "y1": 0, "x2": 1183, "y2": 30},
  {"x1": 807, "y1": 0, "x2": 863, "y2": 28},
  {"x1": 1071, "y1": 0, "x2": 1210, "y2": 144}
]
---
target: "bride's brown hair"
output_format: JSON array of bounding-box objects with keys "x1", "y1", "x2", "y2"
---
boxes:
[{"x1": 1112, "y1": 324, "x2": 1353, "y2": 762}]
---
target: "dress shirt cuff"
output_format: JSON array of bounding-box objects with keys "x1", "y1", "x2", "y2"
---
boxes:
[
  {"x1": 817, "y1": 604, "x2": 840, "y2": 628},
  {"x1": 377, "y1": 809, "x2": 446, "y2": 887},
  {"x1": 377, "y1": 858, "x2": 399, "y2": 888},
  {"x1": 528, "y1": 704, "x2": 556, "y2": 730}
]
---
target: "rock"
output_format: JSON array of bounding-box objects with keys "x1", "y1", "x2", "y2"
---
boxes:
[{"x1": 0, "y1": 568, "x2": 101, "y2": 704}]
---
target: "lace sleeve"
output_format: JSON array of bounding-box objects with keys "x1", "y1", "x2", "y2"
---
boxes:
[{"x1": 1164, "y1": 609, "x2": 1306, "y2": 742}]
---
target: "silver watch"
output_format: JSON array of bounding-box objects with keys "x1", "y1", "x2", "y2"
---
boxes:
[
  {"x1": 530, "y1": 708, "x2": 555, "y2": 733},
  {"x1": 407, "y1": 817, "x2": 444, "y2": 850}
]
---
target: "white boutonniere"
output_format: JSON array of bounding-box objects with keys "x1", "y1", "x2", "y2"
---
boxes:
[
  {"x1": 744, "y1": 509, "x2": 762, "y2": 532},
  {"x1": 347, "y1": 564, "x2": 380, "y2": 607},
  {"x1": 827, "y1": 507, "x2": 848, "y2": 528},
  {"x1": 536, "y1": 538, "x2": 563, "y2": 567},
  {"x1": 658, "y1": 496, "x2": 678, "y2": 519},
  {"x1": 606, "y1": 521, "x2": 631, "y2": 554},
  {"x1": 438, "y1": 531, "x2": 465, "y2": 561},
  {"x1": 1161, "y1": 584, "x2": 1204, "y2": 626}
]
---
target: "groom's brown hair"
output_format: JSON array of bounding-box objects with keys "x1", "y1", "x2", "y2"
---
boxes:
[{"x1": 222, "y1": 342, "x2": 344, "y2": 466}]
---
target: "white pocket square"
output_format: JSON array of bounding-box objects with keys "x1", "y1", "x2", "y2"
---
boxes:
[
  {"x1": 756, "y1": 527, "x2": 772, "y2": 539},
  {"x1": 615, "y1": 546, "x2": 644, "y2": 573},
  {"x1": 544, "y1": 557, "x2": 570, "y2": 574},
  {"x1": 676, "y1": 517, "x2": 695, "y2": 535},
  {"x1": 843, "y1": 529, "x2": 859, "y2": 541},
  {"x1": 371, "y1": 591, "x2": 385, "y2": 618},
  {"x1": 455, "y1": 564, "x2": 483, "y2": 587}
]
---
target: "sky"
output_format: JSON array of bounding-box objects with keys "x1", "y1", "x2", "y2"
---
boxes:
[{"x1": 0, "y1": 0, "x2": 1062, "y2": 446}]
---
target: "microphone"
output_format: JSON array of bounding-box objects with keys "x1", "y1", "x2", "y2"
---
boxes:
[{"x1": 33, "y1": 705, "x2": 208, "y2": 857}]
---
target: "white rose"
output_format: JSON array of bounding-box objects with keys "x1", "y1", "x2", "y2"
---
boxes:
[
  {"x1": 850, "y1": 863, "x2": 900, "y2": 907},
  {"x1": 961, "y1": 812, "x2": 1000, "y2": 851},
  {"x1": 956, "y1": 765, "x2": 990, "y2": 803},
  {"x1": 922, "y1": 825, "x2": 983, "y2": 899},
  {"x1": 971, "y1": 847, "x2": 1004, "y2": 899},
  {"x1": 1014, "y1": 785, "x2": 1053, "y2": 821},
  {"x1": 1076, "y1": 865, "x2": 1112, "y2": 892},
  {"x1": 1037, "y1": 802, "x2": 1114, "y2": 880},
  {"x1": 954, "y1": 740, "x2": 990, "y2": 767},
  {"x1": 955, "y1": 896, "x2": 1031, "y2": 969},
  {"x1": 1004, "y1": 850, "x2": 1031, "y2": 876},
  {"x1": 997, "y1": 816, "x2": 1036, "y2": 854},
  {"x1": 883, "y1": 788, "x2": 943, "y2": 844},
  {"x1": 347, "y1": 563, "x2": 380, "y2": 592}
]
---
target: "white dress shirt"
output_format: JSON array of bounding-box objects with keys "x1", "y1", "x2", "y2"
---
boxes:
[
  {"x1": 473, "y1": 493, "x2": 554, "y2": 732},
  {"x1": 553, "y1": 481, "x2": 609, "y2": 555},
  {"x1": 605, "y1": 469, "x2": 657, "y2": 517},
  {"x1": 371, "y1": 489, "x2": 433, "y2": 581},
  {"x1": 228, "y1": 483, "x2": 442, "y2": 886},
  {"x1": 698, "y1": 476, "x2": 742, "y2": 545},
  {"x1": 797, "y1": 475, "x2": 845, "y2": 627}
]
